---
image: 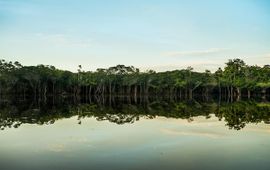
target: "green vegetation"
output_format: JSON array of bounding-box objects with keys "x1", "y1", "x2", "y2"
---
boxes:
[
  {"x1": 0, "y1": 58, "x2": 270, "y2": 98},
  {"x1": 0, "y1": 97, "x2": 269, "y2": 130}
]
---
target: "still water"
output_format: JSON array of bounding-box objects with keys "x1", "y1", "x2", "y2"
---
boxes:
[{"x1": 0, "y1": 96, "x2": 270, "y2": 170}]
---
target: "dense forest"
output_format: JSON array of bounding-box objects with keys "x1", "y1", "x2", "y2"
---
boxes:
[{"x1": 0, "y1": 58, "x2": 270, "y2": 99}]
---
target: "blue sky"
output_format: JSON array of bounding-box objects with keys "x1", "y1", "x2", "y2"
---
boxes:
[{"x1": 0, "y1": 0, "x2": 270, "y2": 72}]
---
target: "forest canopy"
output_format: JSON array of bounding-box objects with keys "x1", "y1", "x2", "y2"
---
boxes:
[{"x1": 0, "y1": 58, "x2": 270, "y2": 98}]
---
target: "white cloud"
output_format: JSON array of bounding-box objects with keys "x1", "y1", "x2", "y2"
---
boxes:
[
  {"x1": 264, "y1": 53, "x2": 270, "y2": 58},
  {"x1": 166, "y1": 48, "x2": 228, "y2": 57},
  {"x1": 35, "y1": 33, "x2": 93, "y2": 47},
  {"x1": 138, "y1": 60, "x2": 221, "y2": 72}
]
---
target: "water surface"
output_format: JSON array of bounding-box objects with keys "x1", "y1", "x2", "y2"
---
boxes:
[{"x1": 1, "y1": 97, "x2": 270, "y2": 170}]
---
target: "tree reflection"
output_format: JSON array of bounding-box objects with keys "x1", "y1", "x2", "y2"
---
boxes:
[
  {"x1": 215, "y1": 101, "x2": 270, "y2": 130},
  {"x1": 0, "y1": 96, "x2": 269, "y2": 130}
]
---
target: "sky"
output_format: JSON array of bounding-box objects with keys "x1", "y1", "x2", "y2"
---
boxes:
[{"x1": 0, "y1": 0, "x2": 270, "y2": 72}]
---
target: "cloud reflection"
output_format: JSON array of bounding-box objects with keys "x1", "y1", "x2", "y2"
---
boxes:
[{"x1": 160, "y1": 128, "x2": 225, "y2": 139}]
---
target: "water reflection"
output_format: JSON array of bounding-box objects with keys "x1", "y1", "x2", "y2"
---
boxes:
[{"x1": 1, "y1": 96, "x2": 270, "y2": 131}]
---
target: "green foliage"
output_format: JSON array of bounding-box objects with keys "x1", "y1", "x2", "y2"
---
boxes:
[{"x1": 0, "y1": 58, "x2": 269, "y2": 96}]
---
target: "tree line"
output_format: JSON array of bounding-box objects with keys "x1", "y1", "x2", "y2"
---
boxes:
[{"x1": 0, "y1": 58, "x2": 270, "y2": 99}]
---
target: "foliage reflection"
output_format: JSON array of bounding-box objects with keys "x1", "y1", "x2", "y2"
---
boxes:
[{"x1": 0, "y1": 96, "x2": 270, "y2": 131}]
